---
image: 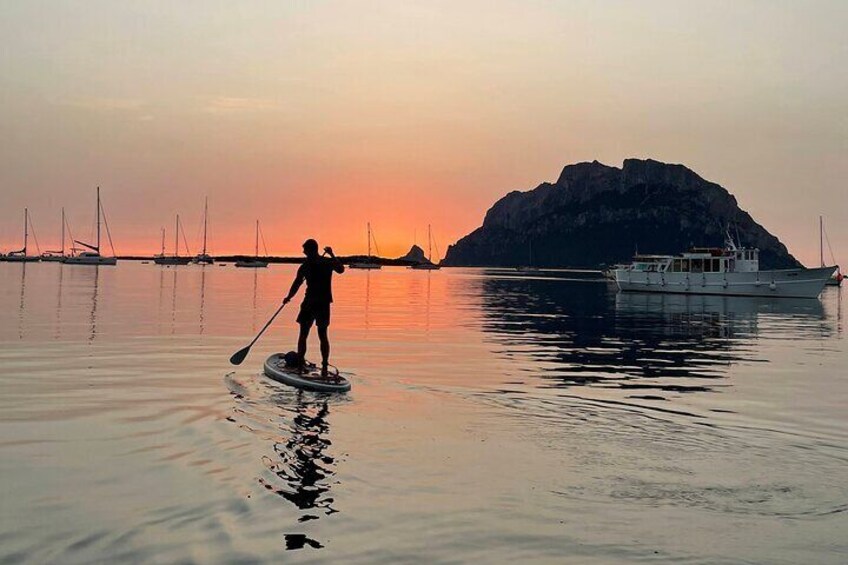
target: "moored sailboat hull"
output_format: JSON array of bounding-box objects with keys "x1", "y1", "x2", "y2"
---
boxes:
[
  {"x1": 64, "y1": 253, "x2": 117, "y2": 266},
  {"x1": 192, "y1": 254, "x2": 214, "y2": 265},
  {"x1": 153, "y1": 256, "x2": 191, "y2": 266},
  {"x1": 3, "y1": 255, "x2": 41, "y2": 263}
]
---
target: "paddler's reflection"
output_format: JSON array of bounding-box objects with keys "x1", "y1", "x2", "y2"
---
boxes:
[{"x1": 261, "y1": 389, "x2": 339, "y2": 519}]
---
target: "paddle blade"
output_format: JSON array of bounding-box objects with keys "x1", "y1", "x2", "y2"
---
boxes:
[{"x1": 229, "y1": 346, "x2": 251, "y2": 366}]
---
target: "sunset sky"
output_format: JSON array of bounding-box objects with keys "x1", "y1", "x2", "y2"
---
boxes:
[{"x1": 1, "y1": 1, "x2": 846, "y2": 264}]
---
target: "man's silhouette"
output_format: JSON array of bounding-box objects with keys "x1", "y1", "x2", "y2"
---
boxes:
[{"x1": 283, "y1": 239, "x2": 345, "y2": 376}]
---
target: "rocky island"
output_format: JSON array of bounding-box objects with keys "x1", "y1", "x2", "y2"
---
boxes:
[{"x1": 443, "y1": 159, "x2": 801, "y2": 269}]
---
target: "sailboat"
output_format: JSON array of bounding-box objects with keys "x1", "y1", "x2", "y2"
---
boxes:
[
  {"x1": 153, "y1": 228, "x2": 166, "y2": 260},
  {"x1": 411, "y1": 224, "x2": 441, "y2": 270},
  {"x1": 349, "y1": 222, "x2": 382, "y2": 269},
  {"x1": 192, "y1": 197, "x2": 214, "y2": 264},
  {"x1": 64, "y1": 187, "x2": 118, "y2": 266},
  {"x1": 154, "y1": 215, "x2": 192, "y2": 265},
  {"x1": 235, "y1": 220, "x2": 268, "y2": 268},
  {"x1": 3, "y1": 208, "x2": 41, "y2": 262},
  {"x1": 821, "y1": 216, "x2": 843, "y2": 287},
  {"x1": 41, "y1": 208, "x2": 68, "y2": 261},
  {"x1": 516, "y1": 240, "x2": 540, "y2": 272}
]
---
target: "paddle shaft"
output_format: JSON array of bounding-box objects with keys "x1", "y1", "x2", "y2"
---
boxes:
[{"x1": 248, "y1": 302, "x2": 286, "y2": 350}]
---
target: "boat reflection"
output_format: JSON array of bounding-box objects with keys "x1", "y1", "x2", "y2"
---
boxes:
[
  {"x1": 199, "y1": 266, "x2": 206, "y2": 335},
  {"x1": 89, "y1": 266, "x2": 100, "y2": 342},
  {"x1": 477, "y1": 277, "x2": 832, "y2": 393},
  {"x1": 18, "y1": 262, "x2": 28, "y2": 340},
  {"x1": 614, "y1": 291, "x2": 827, "y2": 339},
  {"x1": 54, "y1": 263, "x2": 66, "y2": 340}
]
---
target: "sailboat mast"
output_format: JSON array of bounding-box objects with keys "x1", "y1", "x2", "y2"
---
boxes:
[
  {"x1": 160, "y1": 227, "x2": 165, "y2": 255},
  {"x1": 255, "y1": 220, "x2": 259, "y2": 258},
  {"x1": 96, "y1": 186, "x2": 101, "y2": 251},
  {"x1": 428, "y1": 224, "x2": 432, "y2": 262},
  {"x1": 820, "y1": 216, "x2": 824, "y2": 267},
  {"x1": 367, "y1": 222, "x2": 372, "y2": 259},
  {"x1": 61, "y1": 207, "x2": 65, "y2": 255},
  {"x1": 24, "y1": 208, "x2": 28, "y2": 254},
  {"x1": 202, "y1": 197, "x2": 208, "y2": 255},
  {"x1": 175, "y1": 215, "x2": 180, "y2": 257}
]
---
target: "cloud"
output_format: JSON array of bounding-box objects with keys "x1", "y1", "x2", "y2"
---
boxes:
[
  {"x1": 56, "y1": 97, "x2": 148, "y2": 111},
  {"x1": 202, "y1": 96, "x2": 282, "y2": 114}
]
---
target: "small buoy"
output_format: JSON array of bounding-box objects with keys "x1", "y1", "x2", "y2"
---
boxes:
[{"x1": 769, "y1": 281, "x2": 777, "y2": 291}]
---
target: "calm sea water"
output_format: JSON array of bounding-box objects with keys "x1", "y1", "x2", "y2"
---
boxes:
[{"x1": 0, "y1": 262, "x2": 845, "y2": 563}]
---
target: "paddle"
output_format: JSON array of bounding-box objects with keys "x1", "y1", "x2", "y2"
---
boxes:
[{"x1": 229, "y1": 302, "x2": 287, "y2": 365}]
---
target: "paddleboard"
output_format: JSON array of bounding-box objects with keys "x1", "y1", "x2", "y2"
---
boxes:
[{"x1": 263, "y1": 353, "x2": 351, "y2": 393}]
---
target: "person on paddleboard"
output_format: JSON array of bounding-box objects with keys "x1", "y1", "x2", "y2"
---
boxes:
[{"x1": 282, "y1": 239, "x2": 345, "y2": 376}]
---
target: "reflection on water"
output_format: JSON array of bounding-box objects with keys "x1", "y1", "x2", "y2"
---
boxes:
[
  {"x1": 225, "y1": 374, "x2": 348, "y2": 551},
  {"x1": 0, "y1": 263, "x2": 845, "y2": 563},
  {"x1": 477, "y1": 276, "x2": 834, "y2": 395},
  {"x1": 89, "y1": 266, "x2": 100, "y2": 342},
  {"x1": 199, "y1": 266, "x2": 206, "y2": 335},
  {"x1": 261, "y1": 393, "x2": 337, "y2": 517},
  {"x1": 18, "y1": 262, "x2": 27, "y2": 340}
]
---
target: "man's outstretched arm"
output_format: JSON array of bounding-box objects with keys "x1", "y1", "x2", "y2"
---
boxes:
[{"x1": 283, "y1": 268, "x2": 305, "y2": 304}]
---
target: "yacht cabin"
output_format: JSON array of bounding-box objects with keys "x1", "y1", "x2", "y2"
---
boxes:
[{"x1": 626, "y1": 247, "x2": 760, "y2": 275}]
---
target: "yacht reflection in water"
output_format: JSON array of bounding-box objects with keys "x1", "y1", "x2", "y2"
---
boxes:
[{"x1": 477, "y1": 277, "x2": 831, "y2": 393}]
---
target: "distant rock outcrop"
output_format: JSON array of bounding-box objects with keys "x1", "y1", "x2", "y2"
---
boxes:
[
  {"x1": 443, "y1": 159, "x2": 801, "y2": 269},
  {"x1": 397, "y1": 244, "x2": 428, "y2": 264}
]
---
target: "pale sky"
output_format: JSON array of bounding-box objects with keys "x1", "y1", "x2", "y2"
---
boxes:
[{"x1": 1, "y1": 0, "x2": 846, "y2": 263}]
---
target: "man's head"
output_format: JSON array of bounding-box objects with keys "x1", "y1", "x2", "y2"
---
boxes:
[{"x1": 303, "y1": 239, "x2": 319, "y2": 258}]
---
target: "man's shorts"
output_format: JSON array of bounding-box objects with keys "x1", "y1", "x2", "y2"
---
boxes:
[{"x1": 297, "y1": 302, "x2": 331, "y2": 329}]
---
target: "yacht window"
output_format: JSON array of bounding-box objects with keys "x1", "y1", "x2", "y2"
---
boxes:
[
  {"x1": 681, "y1": 259, "x2": 690, "y2": 272},
  {"x1": 692, "y1": 259, "x2": 703, "y2": 273},
  {"x1": 712, "y1": 258, "x2": 720, "y2": 272}
]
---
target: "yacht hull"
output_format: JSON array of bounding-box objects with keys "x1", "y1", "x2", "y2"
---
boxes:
[{"x1": 615, "y1": 266, "x2": 836, "y2": 299}]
